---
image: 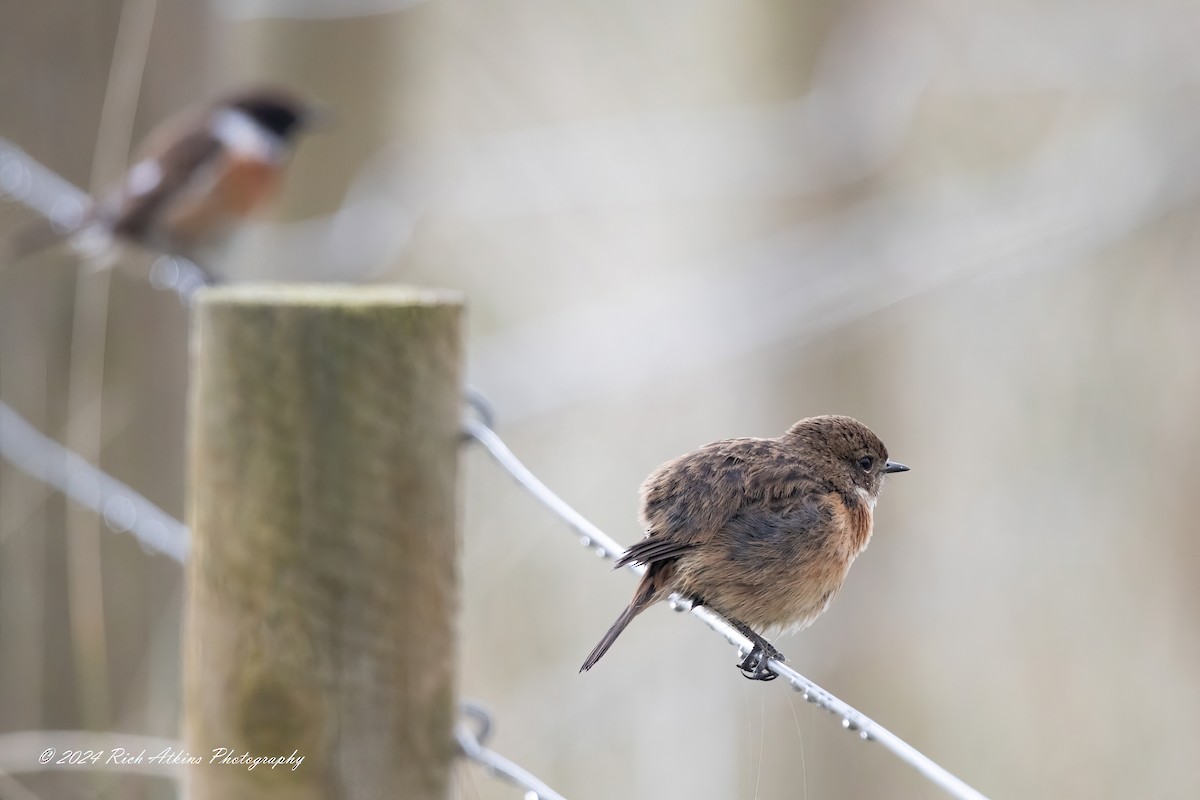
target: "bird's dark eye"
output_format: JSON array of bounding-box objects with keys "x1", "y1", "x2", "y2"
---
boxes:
[{"x1": 858, "y1": 456, "x2": 874, "y2": 471}]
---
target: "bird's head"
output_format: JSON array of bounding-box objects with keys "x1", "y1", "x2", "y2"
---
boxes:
[{"x1": 784, "y1": 415, "x2": 909, "y2": 501}]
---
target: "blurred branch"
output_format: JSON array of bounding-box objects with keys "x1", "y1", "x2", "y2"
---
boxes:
[
  {"x1": 463, "y1": 414, "x2": 991, "y2": 800},
  {"x1": 64, "y1": 0, "x2": 159, "y2": 733},
  {"x1": 88, "y1": 0, "x2": 156, "y2": 192},
  {"x1": 0, "y1": 400, "x2": 189, "y2": 562}
]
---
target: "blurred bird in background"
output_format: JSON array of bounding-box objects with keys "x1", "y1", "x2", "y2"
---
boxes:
[{"x1": 3, "y1": 86, "x2": 318, "y2": 279}]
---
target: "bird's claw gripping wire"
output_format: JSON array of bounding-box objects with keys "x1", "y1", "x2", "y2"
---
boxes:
[
  {"x1": 738, "y1": 646, "x2": 781, "y2": 681},
  {"x1": 731, "y1": 623, "x2": 782, "y2": 681}
]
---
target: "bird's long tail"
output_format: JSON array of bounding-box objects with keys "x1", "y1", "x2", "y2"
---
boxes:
[
  {"x1": 1, "y1": 214, "x2": 99, "y2": 273},
  {"x1": 580, "y1": 573, "x2": 658, "y2": 672}
]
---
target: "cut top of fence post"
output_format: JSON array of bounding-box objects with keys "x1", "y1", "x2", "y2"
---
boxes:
[{"x1": 194, "y1": 282, "x2": 465, "y2": 308}]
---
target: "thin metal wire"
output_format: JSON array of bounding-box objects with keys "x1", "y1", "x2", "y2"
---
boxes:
[
  {"x1": 456, "y1": 703, "x2": 569, "y2": 800},
  {"x1": 0, "y1": 138, "x2": 89, "y2": 231},
  {"x1": 0, "y1": 400, "x2": 189, "y2": 562},
  {"x1": 463, "y1": 415, "x2": 992, "y2": 800}
]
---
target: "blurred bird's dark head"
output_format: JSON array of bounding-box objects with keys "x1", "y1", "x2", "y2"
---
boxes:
[
  {"x1": 222, "y1": 87, "x2": 318, "y2": 141},
  {"x1": 784, "y1": 415, "x2": 909, "y2": 499}
]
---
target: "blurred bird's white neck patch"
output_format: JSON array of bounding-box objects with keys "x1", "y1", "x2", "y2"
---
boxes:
[
  {"x1": 211, "y1": 109, "x2": 285, "y2": 161},
  {"x1": 125, "y1": 159, "x2": 162, "y2": 197}
]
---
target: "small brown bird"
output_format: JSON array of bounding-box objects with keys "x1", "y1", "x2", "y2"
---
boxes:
[
  {"x1": 7, "y1": 86, "x2": 317, "y2": 275},
  {"x1": 580, "y1": 415, "x2": 909, "y2": 680}
]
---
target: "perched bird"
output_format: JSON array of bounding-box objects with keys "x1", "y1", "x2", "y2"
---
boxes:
[
  {"x1": 580, "y1": 415, "x2": 909, "y2": 680},
  {"x1": 5, "y1": 86, "x2": 317, "y2": 276}
]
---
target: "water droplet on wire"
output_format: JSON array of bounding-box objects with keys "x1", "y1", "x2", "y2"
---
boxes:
[
  {"x1": 0, "y1": 154, "x2": 30, "y2": 198},
  {"x1": 49, "y1": 196, "x2": 85, "y2": 232},
  {"x1": 103, "y1": 495, "x2": 137, "y2": 533},
  {"x1": 149, "y1": 256, "x2": 181, "y2": 290}
]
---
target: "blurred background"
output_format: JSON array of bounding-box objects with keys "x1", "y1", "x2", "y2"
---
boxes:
[{"x1": 3, "y1": 0, "x2": 1200, "y2": 798}]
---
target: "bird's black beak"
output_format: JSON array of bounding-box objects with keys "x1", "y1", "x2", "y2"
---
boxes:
[{"x1": 884, "y1": 460, "x2": 910, "y2": 474}]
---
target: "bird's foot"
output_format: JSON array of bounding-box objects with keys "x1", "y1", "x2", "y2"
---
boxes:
[{"x1": 736, "y1": 634, "x2": 783, "y2": 681}]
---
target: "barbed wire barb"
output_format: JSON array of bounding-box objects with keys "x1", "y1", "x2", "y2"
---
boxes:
[
  {"x1": 463, "y1": 411, "x2": 991, "y2": 800},
  {"x1": 456, "y1": 703, "x2": 569, "y2": 800}
]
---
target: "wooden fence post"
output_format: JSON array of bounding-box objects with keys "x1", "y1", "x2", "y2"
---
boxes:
[{"x1": 184, "y1": 285, "x2": 464, "y2": 800}]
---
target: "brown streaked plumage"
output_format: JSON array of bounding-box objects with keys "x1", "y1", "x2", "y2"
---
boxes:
[{"x1": 580, "y1": 415, "x2": 909, "y2": 680}]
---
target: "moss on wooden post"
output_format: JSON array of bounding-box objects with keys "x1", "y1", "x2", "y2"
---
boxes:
[{"x1": 185, "y1": 285, "x2": 463, "y2": 800}]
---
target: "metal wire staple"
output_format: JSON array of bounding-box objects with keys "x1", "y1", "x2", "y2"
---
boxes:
[
  {"x1": 456, "y1": 703, "x2": 569, "y2": 800},
  {"x1": 463, "y1": 412, "x2": 992, "y2": 800}
]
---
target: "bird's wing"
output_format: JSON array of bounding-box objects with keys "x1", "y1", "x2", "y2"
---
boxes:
[
  {"x1": 101, "y1": 125, "x2": 222, "y2": 242},
  {"x1": 718, "y1": 491, "x2": 844, "y2": 562},
  {"x1": 619, "y1": 437, "x2": 787, "y2": 567},
  {"x1": 615, "y1": 536, "x2": 694, "y2": 568}
]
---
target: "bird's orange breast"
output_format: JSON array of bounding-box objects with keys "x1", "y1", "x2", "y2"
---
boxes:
[
  {"x1": 839, "y1": 496, "x2": 875, "y2": 560},
  {"x1": 163, "y1": 154, "x2": 284, "y2": 243},
  {"x1": 216, "y1": 154, "x2": 284, "y2": 215}
]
